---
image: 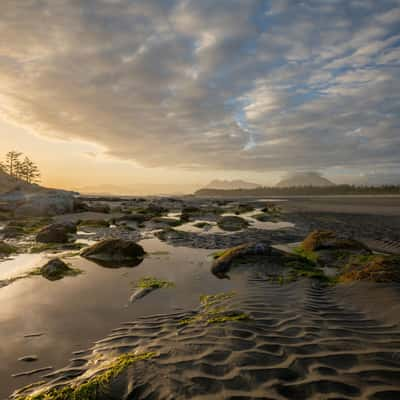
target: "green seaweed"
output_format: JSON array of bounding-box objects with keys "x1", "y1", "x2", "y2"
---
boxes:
[
  {"x1": 293, "y1": 245, "x2": 319, "y2": 263},
  {"x1": 9, "y1": 218, "x2": 53, "y2": 235},
  {"x1": 136, "y1": 276, "x2": 174, "y2": 289},
  {"x1": 30, "y1": 242, "x2": 85, "y2": 253},
  {"x1": 179, "y1": 292, "x2": 250, "y2": 326},
  {"x1": 206, "y1": 312, "x2": 250, "y2": 324},
  {"x1": 16, "y1": 352, "x2": 156, "y2": 400},
  {"x1": 200, "y1": 292, "x2": 236, "y2": 309}
]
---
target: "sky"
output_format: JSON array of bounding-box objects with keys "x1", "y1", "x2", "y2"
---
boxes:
[{"x1": 0, "y1": 0, "x2": 399, "y2": 192}]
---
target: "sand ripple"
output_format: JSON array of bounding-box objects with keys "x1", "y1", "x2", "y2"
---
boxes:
[{"x1": 12, "y1": 279, "x2": 400, "y2": 399}]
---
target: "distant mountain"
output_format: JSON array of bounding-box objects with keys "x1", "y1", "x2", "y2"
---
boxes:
[
  {"x1": 276, "y1": 172, "x2": 335, "y2": 188},
  {"x1": 76, "y1": 183, "x2": 201, "y2": 196},
  {"x1": 203, "y1": 179, "x2": 261, "y2": 190}
]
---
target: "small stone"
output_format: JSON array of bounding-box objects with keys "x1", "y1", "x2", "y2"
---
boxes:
[{"x1": 18, "y1": 355, "x2": 38, "y2": 362}]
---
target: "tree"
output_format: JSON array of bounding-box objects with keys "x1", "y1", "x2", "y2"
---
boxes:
[
  {"x1": 3, "y1": 151, "x2": 22, "y2": 177},
  {"x1": 19, "y1": 157, "x2": 41, "y2": 184},
  {"x1": 1, "y1": 151, "x2": 41, "y2": 184}
]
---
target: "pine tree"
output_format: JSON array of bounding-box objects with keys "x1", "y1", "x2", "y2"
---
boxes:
[
  {"x1": 4, "y1": 151, "x2": 22, "y2": 177},
  {"x1": 20, "y1": 157, "x2": 41, "y2": 184}
]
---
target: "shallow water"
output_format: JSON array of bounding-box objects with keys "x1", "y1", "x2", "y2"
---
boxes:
[{"x1": 0, "y1": 253, "x2": 48, "y2": 281}]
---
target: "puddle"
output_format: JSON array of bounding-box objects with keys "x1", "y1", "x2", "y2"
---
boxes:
[{"x1": 0, "y1": 253, "x2": 48, "y2": 281}]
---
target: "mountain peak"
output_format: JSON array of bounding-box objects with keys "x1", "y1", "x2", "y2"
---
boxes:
[
  {"x1": 204, "y1": 179, "x2": 261, "y2": 190},
  {"x1": 276, "y1": 172, "x2": 334, "y2": 188}
]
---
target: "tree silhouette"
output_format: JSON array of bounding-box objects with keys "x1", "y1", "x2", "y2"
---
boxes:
[
  {"x1": 3, "y1": 151, "x2": 22, "y2": 177},
  {"x1": 1, "y1": 151, "x2": 41, "y2": 184}
]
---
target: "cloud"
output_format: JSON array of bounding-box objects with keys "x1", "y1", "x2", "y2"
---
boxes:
[{"x1": 0, "y1": 0, "x2": 399, "y2": 177}]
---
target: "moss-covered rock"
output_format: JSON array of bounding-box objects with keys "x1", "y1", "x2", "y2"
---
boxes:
[
  {"x1": 302, "y1": 230, "x2": 368, "y2": 253},
  {"x1": 2, "y1": 217, "x2": 53, "y2": 238},
  {"x1": 212, "y1": 242, "x2": 270, "y2": 277},
  {"x1": 36, "y1": 222, "x2": 77, "y2": 244},
  {"x1": 33, "y1": 258, "x2": 82, "y2": 281},
  {"x1": 217, "y1": 215, "x2": 249, "y2": 231},
  {"x1": 298, "y1": 230, "x2": 371, "y2": 268},
  {"x1": 81, "y1": 238, "x2": 145, "y2": 266},
  {"x1": 339, "y1": 254, "x2": 400, "y2": 283}
]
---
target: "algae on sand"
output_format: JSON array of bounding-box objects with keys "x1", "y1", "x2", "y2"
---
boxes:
[
  {"x1": 179, "y1": 291, "x2": 251, "y2": 326},
  {"x1": 14, "y1": 352, "x2": 156, "y2": 400}
]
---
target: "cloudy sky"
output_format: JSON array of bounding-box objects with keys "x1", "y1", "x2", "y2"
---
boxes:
[{"x1": 0, "y1": 0, "x2": 399, "y2": 191}]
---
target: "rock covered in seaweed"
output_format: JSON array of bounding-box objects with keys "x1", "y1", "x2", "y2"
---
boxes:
[
  {"x1": 212, "y1": 242, "x2": 270, "y2": 277},
  {"x1": 339, "y1": 254, "x2": 400, "y2": 283},
  {"x1": 38, "y1": 258, "x2": 80, "y2": 281},
  {"x1": 81, "y1": 238, "x2": 145, "y2": 266},
  {"x1": 36, "y1": 222, "x2": 77, "y2": 243},
  {"x1": 302, "y1": 230, "x2": 368, "y2": 253}
]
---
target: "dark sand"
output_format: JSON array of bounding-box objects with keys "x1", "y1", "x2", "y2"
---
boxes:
[{"x1": 1, "y1": 196, "x2": 400, "y2": 399}]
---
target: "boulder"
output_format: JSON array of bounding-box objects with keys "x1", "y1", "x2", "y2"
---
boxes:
[
  {"x1": 81, "y1": 239, "x2": 145, "y2": 264},
  {"x1": 36, "y1": 222, "x2": 77, "y2": 243},
  {"x1": 299, "y1": 230, "x2": 371, "y2": 268},
  {"x1": 217, "y1": 215, "x2": 249, "y2": 231},
  {"x1": 302, "y1": 230, "x2": 368, "y2": 253},
  {"x1": 212, "y1": 242, "x2": 270, "y2": 277},
  {"x1": 39, "y1": 258, "x2": 77, "y2": 281}
]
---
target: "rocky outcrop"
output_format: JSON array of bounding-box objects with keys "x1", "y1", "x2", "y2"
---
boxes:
[
  {"x1": 0, "y1": 188, "x2": 76, "y2": 217},
  {"x1": 36, "y1": 222, "x2": 77, "y2": 243},
  {"x1": 81, "y1": 239, "x2": 145, "y2": 266}
]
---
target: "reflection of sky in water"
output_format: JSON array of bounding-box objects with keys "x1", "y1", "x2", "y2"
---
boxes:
[{"x1": 0, "y1": 253, "x2": 48, "y2": 280}]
